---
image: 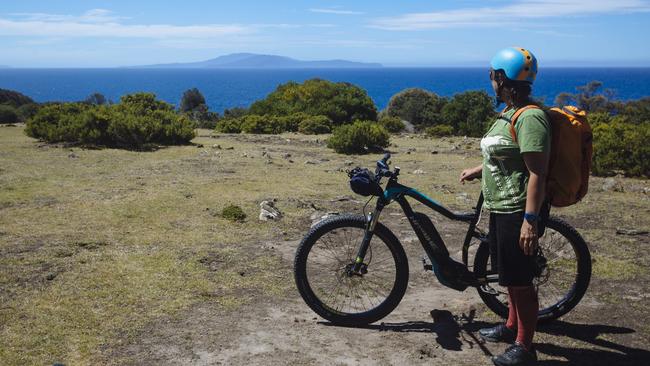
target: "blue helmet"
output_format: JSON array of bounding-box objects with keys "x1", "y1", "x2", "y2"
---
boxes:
[{"x1": 490, "y1": 47, "x2": 538, "y2": 84}]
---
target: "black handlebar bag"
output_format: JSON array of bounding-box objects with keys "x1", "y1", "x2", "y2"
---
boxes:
[{"x1": 348, "y1": 168, "x2": 383, "y2": 197}]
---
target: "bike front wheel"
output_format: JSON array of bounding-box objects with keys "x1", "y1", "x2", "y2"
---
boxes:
[
  {"x1": 474, "y1": 216, "x2": 592, "y2": 324},
  {"x1": 294, "y1": 214, "x2": 409, "y2": 325}
]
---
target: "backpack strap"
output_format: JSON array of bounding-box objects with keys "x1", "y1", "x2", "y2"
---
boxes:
[{"x1": 508, "y1": 104, "x2": 541, "y2": 143}]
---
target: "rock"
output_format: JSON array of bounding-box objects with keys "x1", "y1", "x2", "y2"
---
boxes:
[
  {"x1": 196, "y1": 144, "x2": 204, "y2": 148},
  {"x1": 412, "y1": 169, "x2": 425, "y2": 175},
  {"x1": 304, "y1": 160, "x2": 320, "y2": 165},
  {"x1": 602, "y1": 177, "x2": 624, "y2": 192},
  {"x1": 456, "y1": 192, "x2": 471, "y2": 203},
  {"x1": 431, "y1": 150, "x2": 439, "y2": 154},
  {"x1": 616, "y1": 228, "x2": 649, "y2": 236},
  {"x1": 259, "y1": 200, "x2": 282, "y2": 221},
  {"x1": 46, "y1": 272, "x2": 57, "y2": 281},
  {"x1": 68, "y1": 152, "x2": 78, "y2": 159},
  {"x1": 225, "y1": 146, "x2": 234, "y2": 150},
  {"x1": 344, "y1": 160, "x2": 354, "y2": 166},
  {"x1": 212, "y1": 144, "x2": 222, "y2": 149},
  {"x1": 283, "y1": 153, "x2": 292, "y2": 159}
]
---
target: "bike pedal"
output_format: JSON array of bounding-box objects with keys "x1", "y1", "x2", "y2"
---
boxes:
[{"x1": 480, "y1": 284, "x2": 499, "y2": 295}]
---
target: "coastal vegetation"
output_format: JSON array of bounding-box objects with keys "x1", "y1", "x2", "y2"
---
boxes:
[
  {"x1": 24, "y1": 93, "x2": 195, "y2": 150},
  {"x1": 3, "y1": 79, "x2": 649, "y2": 176}
]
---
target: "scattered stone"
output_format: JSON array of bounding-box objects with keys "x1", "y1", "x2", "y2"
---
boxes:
[
  {"x1": 259, "y1": 200, "x2": 282, "y2": 221},
  {"x1": 68, "y1": 152, "x2": 78, "y2": 159},
  {"x1": 288, "y1": 159, "x2": 294, "y2": 163},
  {"x1": 283, "y1": 153, "x2": 292, "y2": 159},
  {"x1": 616, "y1": 228, "x2": 649, "y2": 236},
  {"x1": 431, "y1": 150, "x2": 439, "y2": 154},
  {"x1": 304, "y1": 160, "x2": 320, "y2": 165},
  {"x1": 196, "y1": 144, "x2": 204, "y2": 148},
  {"x1": 602, "y1": 177, "x2": 624, "y2": 192},
  {"x1": 456, "y1": 192, "x2": 471, "y2": 203},
  {"x1": 46, "y1": 272, "x2": 57, "y2": 281},
  {"x1": 225, "y1": 146, "x2": 234, "y2": 150},
  {"x1": 330, "y1": 196, "x2": 358, "y2": 203},
  {"x1": 212, "y1": 144, "x2": 222, "y2": 149},
  {"x1": 412, "y1": 169, "x2": 425, "y2": 175},
  {"x1": 344, "y1": 160, "x2": 354, "y2": 166},
  {"x1": 241, "y1": 153, "x2": 248, "y2": 158}
]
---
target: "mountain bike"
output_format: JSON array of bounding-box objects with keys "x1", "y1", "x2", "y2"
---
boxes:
[{"x1": 294, "y1": 153, "x2": 591, "y2": 325}]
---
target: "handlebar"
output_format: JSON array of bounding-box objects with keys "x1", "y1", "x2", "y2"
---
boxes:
[{"x1": 375, "y1": 153, "x2": 399, "y2": 180}]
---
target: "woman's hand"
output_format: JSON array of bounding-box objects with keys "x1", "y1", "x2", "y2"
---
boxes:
[
  {"x1": 519, "y1": 220, "x2": 538, "y2": 256},
  {"x1": 459, "y1": 164, "x2": 483, "y2": 184}
]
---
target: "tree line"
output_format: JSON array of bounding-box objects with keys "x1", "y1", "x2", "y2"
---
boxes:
[{"x1": 1, "y1": 79, "x2": 647, "y2": 176}]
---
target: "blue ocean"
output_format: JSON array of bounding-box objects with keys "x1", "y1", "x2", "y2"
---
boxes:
[{"x1": 1, "y1": 68, "x2": 649, "y2": 113}]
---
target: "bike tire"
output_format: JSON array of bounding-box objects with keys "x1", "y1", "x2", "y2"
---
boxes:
[
  {"x1": 474, "y1": 216, "x2": 591, "y2": 324},
  {"x1": 294, "y1": 214, "x2": 409, "y2": 325}
]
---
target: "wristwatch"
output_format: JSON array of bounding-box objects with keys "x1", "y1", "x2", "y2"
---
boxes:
[{"x1": 524, "y1": 212, "x2": 539, "y2": 224}]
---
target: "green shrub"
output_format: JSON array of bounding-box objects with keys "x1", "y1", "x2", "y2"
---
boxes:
[
  {"x1": 215, "y1": 118, "x2": 242, "y2": 133},
  {"x1": 385, "y1": 88, "x2": 447, "y2": 127},
  {"x1": 378, "y1": 115, "x2": 405, "y2": 133},
  {"x1": 298, "y1": 115, "x2": 332, "y2": 134},
  {"x1": 25, "y1": 93, "x2": 195, "y2": 149},
  {"x1": 0, "y1": 105, "x2": 19, "y2": 124},
  {"x1": 425, "y1": 124, "x2": 454, "y2": 137},
  {"x1": 327, "y1": 121, "x2": 390, "y2": 154},
  {"x1": 276, "y1": 112, "x2": 310, "y2": 132},
  {"x1": 16, "y1": 103, "x2": 39, "y2": 122},
  {"x1": 440, "y1": 90, "x2": 496, "y2": 137},
  {"x1": 221, "y1": 205, "x2": 246, "y2": 222},
  {"x1": 592, "y1": 121, "x2": 650, "y2": 177},
  {"x1": 249, "y1": 79, "x2": 377, "y2": 125},
  {"x1": 239, "y1": 115, "x2": 286, "y2": 134}
]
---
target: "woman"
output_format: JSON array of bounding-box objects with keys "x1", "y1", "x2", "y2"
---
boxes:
[{"x1": 460, "y1": 47, "x2": 550, "y2": 366}]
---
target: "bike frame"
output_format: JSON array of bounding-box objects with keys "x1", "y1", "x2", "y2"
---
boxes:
[{"x1": 353, "y1": 177, "x2": 495, "y2": 290}]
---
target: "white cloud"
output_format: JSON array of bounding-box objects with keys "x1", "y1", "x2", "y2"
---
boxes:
[
  {"x1": 309, "y1": 8, "x2": 364, "y2": 15},
  {"x1": 0, "y1": 9, "x2": 252, "y2": 38},
  {"x1": 370, "y1": 0, "x2": 650, "y2": 30}
]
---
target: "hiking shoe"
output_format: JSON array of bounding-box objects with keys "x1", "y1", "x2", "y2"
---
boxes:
[
  {"x1": 479, "y1": 324, "x2": 516, "y2": 343},
  {"x1": 492, "y1": 343, "x2": 537, "y2": 366}
]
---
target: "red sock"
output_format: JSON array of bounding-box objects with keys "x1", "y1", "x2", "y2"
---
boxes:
[
  {"x1": 513, "y1": 286, "x2": 539, "y2": 350},
  {"x1": 505, "y1": 287, "x2": 517, "y2": 330}
]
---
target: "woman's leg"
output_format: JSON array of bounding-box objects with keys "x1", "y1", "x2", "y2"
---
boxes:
[
  {"x1": 506, "y1": 287, "x2": 518, "y2": 331},
  {"x1": 512, "y1": 285, "x2": 538, "y2": 350}
]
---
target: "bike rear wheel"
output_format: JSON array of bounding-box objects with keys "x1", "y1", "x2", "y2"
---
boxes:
[
  {"x1": 474, "y1": 216, "x2": 591, "y2": 324},
  {"x1": 294, "y1": 214, "x2": 409, "y2": 325}
]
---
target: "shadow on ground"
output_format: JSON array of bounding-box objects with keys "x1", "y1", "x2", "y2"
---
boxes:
[{"x1": 321, "y1": 310, "x2": 650, "y2": 365}]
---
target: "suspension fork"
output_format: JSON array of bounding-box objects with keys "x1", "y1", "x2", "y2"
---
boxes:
[{"x1": 351, "y1": 198, "x2": 385, "y2": 272}]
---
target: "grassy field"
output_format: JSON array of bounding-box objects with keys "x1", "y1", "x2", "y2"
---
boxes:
[{"x1": 1, "y1": 125, "x2": 649, "y2": 365}]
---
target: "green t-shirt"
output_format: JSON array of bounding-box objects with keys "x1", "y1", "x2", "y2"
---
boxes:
[{"x1": 480, "y1": 107, "x2": 551, "y2": 213}]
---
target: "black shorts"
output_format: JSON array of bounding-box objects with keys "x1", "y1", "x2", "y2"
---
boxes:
[{"x1": 488, "y1": 212, "x2": 535, "y2": 286}]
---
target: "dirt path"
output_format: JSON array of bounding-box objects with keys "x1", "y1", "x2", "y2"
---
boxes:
[{"x1": 112, "y1": 219, "x2": 650, "y2": 366}]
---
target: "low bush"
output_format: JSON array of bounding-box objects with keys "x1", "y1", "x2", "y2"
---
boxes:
[
  {"x1": 25, "y1": 93, "x2": 196, "y2": 149},
  {"x1": 221, "y1": 205, "x2": 246, "y2": 222},
  {"x1": 0, "y1": 105, "x2": 19, "y2": 124},
  {"x1": 425, "y1": 124, "x2": 454, "y2": 137},
  {"x1": 592, "y1": 121, "x2": 650, "y2": 177},
  {"x1": 215, "y1": 118, "x2": 242, "y2": 133},
  {"x1": 327, "y1": 121, "x2": 390, "y2": 154},
  {"x1": 298, "y1": 115, "x2": 332, "y2": 134},
  {"x1": 378, "y1": 115, "x2": 405, "y2": 133},
  {"x1": 16, "y1": 103, "x2": 40, "y2": 122}
]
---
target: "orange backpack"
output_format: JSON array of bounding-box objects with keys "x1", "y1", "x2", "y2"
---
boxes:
[{"x1": 508, "y1": 105, "x2": 593, "y2": 207}]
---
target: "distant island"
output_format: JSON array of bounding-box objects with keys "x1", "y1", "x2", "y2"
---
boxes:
[{"x1": 130, "y1": 53, "x2": 382, "y2": 69}]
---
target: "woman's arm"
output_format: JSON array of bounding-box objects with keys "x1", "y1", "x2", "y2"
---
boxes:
[
  {"x1": 459, "y1": 164, "x2": 483, "y2": 183},
  {"x1": 520, "y1": 152, "x2": 549, "y2": 255}
]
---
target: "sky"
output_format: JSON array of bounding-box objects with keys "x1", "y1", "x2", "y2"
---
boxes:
[{"x1": 1, "y1": 0, "x2": 650, "y2": 67}]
